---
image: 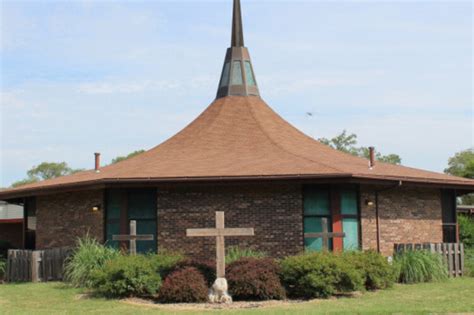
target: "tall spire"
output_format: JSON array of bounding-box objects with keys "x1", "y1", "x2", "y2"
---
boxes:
[
  {"x1": 231, "y1": 0, "x2": 244, "y2": 47},
  {"x1": 216, "y1": 0, "x2": 260, "y2": 99}
]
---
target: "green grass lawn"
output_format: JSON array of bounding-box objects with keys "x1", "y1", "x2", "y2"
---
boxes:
[{"x1": 0, "y1": 278, "x2": 473, "y2": 315}]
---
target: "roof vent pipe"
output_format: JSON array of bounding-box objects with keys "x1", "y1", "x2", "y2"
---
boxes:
[
  {"x1": 94, "y1": 153, "x2": 101, "y2": 173},
  {"x1": 369, "y1": 146, "x2": 375, "y2": 169}
]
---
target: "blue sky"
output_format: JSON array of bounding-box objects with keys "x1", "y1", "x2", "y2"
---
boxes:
[{"x1": 1, "y1": 0, "x2": 472, "y2": 187}]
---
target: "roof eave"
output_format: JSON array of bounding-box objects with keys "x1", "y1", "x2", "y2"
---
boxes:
[{"x1": 1, "y1": 173, "x2": 473, "y2": 200}]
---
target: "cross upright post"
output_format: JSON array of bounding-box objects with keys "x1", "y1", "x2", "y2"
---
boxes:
[
  {"x1": 112, "y1": 220, "x2": 154, "y2": 255},
  {"x1": 186, "y1": 211, "x2": 254, "y2": 278}
]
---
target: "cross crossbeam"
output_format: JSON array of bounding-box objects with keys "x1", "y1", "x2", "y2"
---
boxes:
[
  {"x1": 186, "y1": 211, "x2": 254, "y2": 278},
  {"x1": 112, "y1": 220, "x2": 154, "y2": 255},
  {"x1": 304, "y1": 217, "x2": 345, "y2": 250}
]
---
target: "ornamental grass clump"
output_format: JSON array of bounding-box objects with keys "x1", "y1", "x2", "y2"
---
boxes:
[
  {"x1": 394, "y1": 250, "x2": 448, "y2": 284},
  {"x1": 226, "y1": 257, "x2": 285, "y2": 301},
  {"x1": 280, "y1": 251, "x2": 364, "y2": 299},
  {"x1": 158, "y1": 267, "x2": 208, "y2": 303},
  {"x1": 344, "y1": 250, "x2": 396, "y2": 290},
  {"x1": 64, "y1": 235, "x2": 119, "y2": 288},
  {"x1": 225, "y1": 246, "x2": 267, "y2": 265},
  {"x1": 91, "y1": 254, "x2": 161, "y2": 298}
]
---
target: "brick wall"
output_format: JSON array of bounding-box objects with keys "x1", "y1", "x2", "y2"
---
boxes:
[
  {"x1": 360, "y1": 185, "x2": 443, "y2": 256},
  {"x1": 0, "y1": 222, "x2": 23, "y2": 249},
  {"x1": 36, "y1": 190, "x2": 104, "y2": 249},
  {"x1": 157, "y1": 183, "x2": 303, "y2": 259}
]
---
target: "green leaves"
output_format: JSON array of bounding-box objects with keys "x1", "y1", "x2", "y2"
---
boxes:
[
  {"x1": 111, "y1": 150, "x2": 145, "y2": 164},
  {"x1": 318, "y1": 130, "x2": 402, "y2": 165},
  {"x1": 11, "y1": 162, "x2": 84, "y2": 188}
]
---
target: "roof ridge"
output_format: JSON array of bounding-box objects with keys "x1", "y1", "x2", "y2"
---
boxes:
[{"x1": 246, "y1": 98, "x2": 344, "y2": 174}]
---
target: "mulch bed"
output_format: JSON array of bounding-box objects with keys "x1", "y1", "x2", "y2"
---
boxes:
[{"x1": 122, "y1": 298, "x2": 310, "y2": 310}]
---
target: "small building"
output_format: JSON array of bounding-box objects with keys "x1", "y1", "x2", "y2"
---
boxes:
[
  {"x1": 0, "y1": 201, "x2": 24, "y2": 249},
  {"x1": 457, "y1": 205, "x2": 474, "y2": 217},
  {"x1": 0, "y1": 0, "x2": 473, "y2": 258}
]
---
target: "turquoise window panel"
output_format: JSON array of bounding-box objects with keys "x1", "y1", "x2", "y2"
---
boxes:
[
  {"x1": 106, "y1": 190, "x2": 122, "y2": 219},
  {"x1": 220, "y1": 62, "x2": 230, "y2": 87},
  {"x1": 304, "y1": 217, "x2": 332, "y2": 251},
  {"x1": 341, "y1": 189, "x2": 358, "y2": 215},
  {"x1": 304, "y1": 189, "x2": 330, "y2": 215},
  {"x1": 342, "y1": 218, "x2": 359, "y2": 250},
  {"x1": 244, "y1": 61, "x2": 256, "y2": 86},
  {"x1": 105, "y1": 222, "x2": 120, "y2": 250},
  {"x1": 231, "y1": 61, "x2": 243, "y2": 85},
  {"x1": 128, "y1": 191, "x2": 156, "y2": 220},
  {"x1": 135, "y1": 220, "x2": 157, "y2": 254}
]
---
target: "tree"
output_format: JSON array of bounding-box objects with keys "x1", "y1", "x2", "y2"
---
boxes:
[
  {"x1": 318, "y1": 130, "x2": 402, "y2": 165},
  {"x1": 11, "y1": 162, "x2": 83, "y2": 188},
  {"x1": 111, "y1": 150, "x2": 145, "y2": 164},
  {"x1": 11, "y1": 178, "x2": 39, "y2": 188},
  {"x1": 444, "y1": 148, "x2": 474, "y2": 179},
  {"x1": 444, "y1": 148, "x2": 474, "y2": 205}
]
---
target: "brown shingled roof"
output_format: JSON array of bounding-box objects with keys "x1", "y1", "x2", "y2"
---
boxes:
[{"x1": 1, "y1": 95, "x2": 473, "y2": 199}]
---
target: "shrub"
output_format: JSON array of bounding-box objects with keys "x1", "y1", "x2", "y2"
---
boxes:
[
  {"x1": 172, "y1": 258, "x2": 216, "y2": 286},
  {"x1": 64, "y1": 235, "x2": 120, "y2": 288},
  {"x1": 225, "y1": 246, "x2": 266, "y2": 265},
  {"x1": 344, "y1": 250, "x2": 396, "y2": 290},
  {"x1": 280, "y1": 252, "x2": 364, "y2": 299},
  {"x1": 459, "y1": 215, "x2": 474, "y2": 248},
  {"x1": 226, "y1": 257, "x2": 285, "y2": 301},
  {"x1": 464, "y1": 248, "x2": 474, "y2": 277},
  {"x1": 148, "y1": 251, "x2": 185, "y2": 278},
  {"x1": 91, "y1": 255, "x2": 161, "y2": 298},
  {"x1": 158, "y1": 267, "x2": 208, "y2": 303},
  {"x1": 394, "y1": 250, "x2": 448, "y2": 284}
]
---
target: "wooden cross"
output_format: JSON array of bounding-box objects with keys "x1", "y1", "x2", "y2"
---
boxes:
[
  {"x1": 112, "y1": 220, "x2": 154, "y2": 255},
  {"x1": 304, "y1": 217, "x2": 345, "y2": 250},
  {"x1": 186, "y1": 211, "x2": 254, "y2": 278}
]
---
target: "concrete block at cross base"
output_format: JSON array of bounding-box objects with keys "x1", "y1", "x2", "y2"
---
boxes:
[{"x1": 208, "y1": 278, "x2": 232, "y2": 303}]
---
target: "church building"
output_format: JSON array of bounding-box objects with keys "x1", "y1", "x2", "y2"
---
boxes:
[{"x1": 1, "y1": 0, "x2": 473, "y2": 258}]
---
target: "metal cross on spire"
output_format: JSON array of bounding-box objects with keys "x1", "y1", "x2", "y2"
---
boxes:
[{"x1": 231, "y1": 0, "x2": 244, "y2": 47}]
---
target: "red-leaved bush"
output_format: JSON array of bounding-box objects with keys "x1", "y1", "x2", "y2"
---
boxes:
[
  {"x1": 226, "y1": 257, "x2": 286, "y2": 301},
  {"x1": 158, "y1": 267, "x2": 208, "y2": 303},
  {"x1": 172, "y1": 258, "x2": 216, "y2": 286}
]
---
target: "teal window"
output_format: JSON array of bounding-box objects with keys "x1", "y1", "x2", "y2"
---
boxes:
[
  {"x1": 244, "y1": 61, "x2": 256, "y2": 86},
  {"x1": 340, "y1": 188, "x2": 360, "y2": 250},
  {"x1": 231, "y1": 61, "x2": 243, "y2": 85},
  {"x1": 128, "y1": 190, "x2": 157, "y2": 254},
  {"x1": 342, "y1": 218, "x2": 359, "y2": 250},
  {"x1": 219, "y1": 62, "x2": 230, "y2": 87},
  {"x1": 304, "y1": 187, "x2": 332, "y2": 251},
  {"x1": 105, "y1": 189, "x2": 157, "y2": 254},
  {"x1": 105, "y1": 190, "x2": 122, "y2": 249},
  {"x1": 341, "y1": 189, "x2": 358, "y2": 215},
  {"x1": 304, "y1": 186, "x2": 360, "y2": 252}
]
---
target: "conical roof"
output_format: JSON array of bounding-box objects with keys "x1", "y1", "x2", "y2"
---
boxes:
[
  {"x1": 1, "y1": 95, "x2": 473, "y2": 199},
  {"x1": 1, "y1": 1, "x2": 473, "y2": 199}
]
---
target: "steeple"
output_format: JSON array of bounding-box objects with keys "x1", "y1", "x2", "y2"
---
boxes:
[{"x1": 216, "y1": 0, "x2": 260, "y2": 99}]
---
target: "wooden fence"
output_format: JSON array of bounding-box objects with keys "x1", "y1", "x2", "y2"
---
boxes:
[
  {"x1": 6, "y1": 248, "x2": 72, "y2": 282},
  {"x1": 394, "y1": 243, "x2": 464, "y2": 277}
]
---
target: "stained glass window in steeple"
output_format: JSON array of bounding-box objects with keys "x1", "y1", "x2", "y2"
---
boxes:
[
  {"x1": 231, "y1": 61, "x2": 243, "y2": 85},
  {"x1": 244, "y1": 61, "x2": 255, "y2": 86},
  {"x1": 219, "y1": 62, "x2": 230, "y2": 87}
]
